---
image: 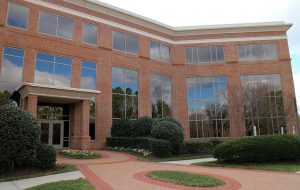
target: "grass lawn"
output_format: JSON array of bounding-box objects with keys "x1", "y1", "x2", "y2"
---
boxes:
[
  {"x1": 0, "y1": 164, "x2": 77, "y2": 182},
  {"x1": 26, "y1": 179, "x2": 95, "y2": 190},
  {"x1": 193, "y1": 161, "x2": 300, "y2": 173},
  {"x1": 147, "y1": 170, "x2": 224, "y2": 187}
]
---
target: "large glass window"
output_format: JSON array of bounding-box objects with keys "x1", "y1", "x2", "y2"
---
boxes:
[
  {"x1": 151, "y1": 74, "x2": 172, "y2": 118},
  {"x1": 112, "y1": 67, "x2": 138, "y2": 119},
  {"x1": 186, "y1": 76, "x2": 230, "y2": 138},
  {"x1": 185, "y1": 46, "x2": 224, "y2": 64},
  {"x1": 83, "y1": 23, "x2": 98, "y2": 45},
  {"x1": 0, "y1": 47, "x2": 25, "y2": 106},
  {"x1": 112, "y1": 31, "x2": 138, "y2": 54},
  {"x1": 150, "y1": 42, "x2": 171, "y2": 62},
  {"x1": 241, "y1": 74, "x2": 286, "y2": 136},
  {"x1": 238, "y1": 43, "x2": 277, "y2": 61},
  {"x1": 7, "y1": 2, "x2": 29, "y2": 29},
  {"x1": 81, "y1": 61, "x2": 96, "y2": 90},
  {"x1": 35, "y1": 53, "x2": 72, "y2": 87},
  {"x1": 39, "y1": 11, "x2": 74, "y2": 40}
]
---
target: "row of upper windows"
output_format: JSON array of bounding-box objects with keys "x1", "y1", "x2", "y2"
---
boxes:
[
  {"x1": 1, "y1": 47, "x2": 96, "y2": 90},
  {"x1": 7, "y1": 2, "x2": 278, "y2": 64}
]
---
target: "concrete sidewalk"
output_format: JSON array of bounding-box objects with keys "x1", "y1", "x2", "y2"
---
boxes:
[
  {"x1": 0, "y1": 171, "x2": 84, "y2": 190},
  {"x1": 160, "y1": 157, "x2": 217, "y2": 165}
]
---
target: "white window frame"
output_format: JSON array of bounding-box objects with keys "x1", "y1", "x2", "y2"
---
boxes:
[
  {"x1": 149, "y1": 41, "x2": 171, "y2": 63},
  {"x1": 112, "y1": 31, "x2": 138, "y2": 55},
  {"x1": 185, "y1": 45, "x2": 225, "y2": 64},
  {"x1": 82, "y1": 22, "x2": 98, "y2": 46}
]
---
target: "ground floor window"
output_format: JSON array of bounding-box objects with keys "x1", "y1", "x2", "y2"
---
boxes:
[
  {"x1": 241, "y1": 74, "x2": 286, "y2": 136},
  {"x1": 89, "y1": 97, "x2": 96, "y2": 140},
  {"x1": 186, "y1": 76, "x2": 230, "y2": 138},
  {"x1": 112, "y1": 67, "x2": 138, "y2": 120}
]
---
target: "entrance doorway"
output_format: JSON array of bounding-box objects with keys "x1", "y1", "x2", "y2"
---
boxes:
[{"x1": 39, "y1": 121, "x2": 64, "y2": 149}]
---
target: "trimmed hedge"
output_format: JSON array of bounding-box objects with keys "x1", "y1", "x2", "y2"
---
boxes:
[
  {"x1": 151, "y1": 121, "x2": 184, "y2": 155},
  {"x1": 106, "y1": 137, "x2": 171, "y2": 158},
  {"x1": 184, "y1": 141, "x2": 213, "y2": 154},
  {"x1": 106, "y1": 137, "x2": 151, "y2": 150},
  {"x1": 35, "y1": 144, "x2": 56, "y2": 169},
  {"x1": 131, "y1": 117, "x2": 154, "y2": 137},
  {"x1": 209, "y1": 139, "x2": 223, "y2": 148},
  {"x1": 155, "y1": 117, "x2": 183, "y2": 128},
  {"x1": 111, "y1": 118, "x2": 132, "y2": 137},
  {"x1": 213, "y1": 134, "x2": 300, "y2": 163},
  {"x1": 0, "y1": 105, "x2": 40, "y2": 173},
  {"x1": 150, "y1": 139, "x2": 172, "y2": 158}
]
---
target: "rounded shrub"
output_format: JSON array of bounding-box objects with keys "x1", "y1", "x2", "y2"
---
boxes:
[
  {"x1": 131, "y1": 116, "x2": 154, "y2": 137},
  {"x1": 155, "y1": 117, "x2": 183, "y2": 128},
  {"x1": 209, "y1": 139, "x2": 223, "y2": 148},
  {"x1": 184, "y1": 141, "x2": 213, "y2": 154},
  {"x1": 111, "y1": 118, "x2": 132, "y2": 137},
  {"x1": 213, "y1": 134, "x2": 300, "y2": 163},
  {"x1": 150, "y1": 139, "x2": 172, "y2": 158},
  {"x1": 0, "y1": 105, "x2": 40, "y2": 173},
  {"x1": 35, "y1": 144, "x2": 56, "y2": 169},
  {"x1": 151, "y1": 121, "x2": 184, "y2": 155}
]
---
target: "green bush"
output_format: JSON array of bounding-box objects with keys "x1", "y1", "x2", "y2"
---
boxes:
[
  {"x1": 184, "y1": 141, "x2": 213, "y2": 154},
  {"x1": 0, "y1": 105, "x2": 40, "y2": 173},
  {"x1": 106, "y1": 137, "x2": 152, "y2": 150},
  {"x1": 131, "y1": 117, "x2": 154, "y2": 137},
  {"x1": 209, "y1": 139, "x2": 223, "y2": 148},
  {"x1": 213, "y1": 134, "x2": 300, "y2": 163},
  {"x1": 151, "y1": 121, "x2": 184, "y2": 155},
  {"x1": 111, "y1": 118, "x2": 132, "y2": 137},
  {"x1": 155, "y1": 117, "x2": 183, "y2": 128},
  {"x1": 150, "y1": 139, "x2": 172, "y2": 158},
  {"x1": 35, "y1": 144, "x2": 56, "y2": 169}
]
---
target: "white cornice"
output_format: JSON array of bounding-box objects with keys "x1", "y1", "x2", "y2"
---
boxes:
[{"x1": 25, "y1": 0, "x2": 290, "y2": 45}]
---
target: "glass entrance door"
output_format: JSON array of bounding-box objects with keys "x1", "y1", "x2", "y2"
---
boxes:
[{"x1": 39, "y1": 121, "x2": 64, "y2": 148}]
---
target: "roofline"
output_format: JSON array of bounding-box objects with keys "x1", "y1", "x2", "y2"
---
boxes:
[{"x1": 79, "y1": 0, "x2": 292, "y2": 33}]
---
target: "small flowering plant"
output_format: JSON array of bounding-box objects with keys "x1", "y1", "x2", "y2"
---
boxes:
[
  {"x1": 105, "y1": 147, "x2": 152, "y2": 157},
  {"x1": 59, "y1": 149, "x2": 101, "y2": 159}
]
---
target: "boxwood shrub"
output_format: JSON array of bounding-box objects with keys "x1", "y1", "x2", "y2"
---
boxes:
[
  {"x1": 0, "y1": 105, "x2": 40, "y2": 173},
  {"x1": 106, "y1": 137, "x2": 152, "y2": 150},
  {"x1": 149, "y1": 139, "x2": 172, "y2": 158},
  {"x1": 131, "y1": 116, "x2": 154, "y2": 137},
  {"x1": 155, "y1": 116, "x2": 183, "y2": 128},
  {"x1": 35, "y1": 144, "x2": 56, "y2": 169},
  {"x1": 213, "y1": 134, "x2": 300, "y2": 163},
  {"x1": 111, "y1": 118, "x2": 132, "y2": 137},
  {"x1": 184, "y1": 141, "x2": 213, "y2": 154},
  {"x1": 151, "y1": 121, "x2": 184, "y2": 155}
]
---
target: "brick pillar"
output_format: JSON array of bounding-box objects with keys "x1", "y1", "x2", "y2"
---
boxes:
[
  {"x1": 26, "y1": 95, "x2": 38, "y2": 118},
  {"x1": 70, "y1": 100, "x2": 91, "y2": 150}
]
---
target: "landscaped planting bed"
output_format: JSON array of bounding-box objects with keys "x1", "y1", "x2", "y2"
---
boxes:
[
  {"x1": 59, "y1": 149, "x2": 101, "y2": 159},
  {"x1": 147, "y1": 170, "x2": 224, "y2": 187}
]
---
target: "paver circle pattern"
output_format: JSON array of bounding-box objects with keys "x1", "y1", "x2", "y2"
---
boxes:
[
  {"x1": 133, "y1": 170, "x2": 241, "y2": 190},
  {"x1": 57, "y1": 150, "x2": 300, "y2": 190}
]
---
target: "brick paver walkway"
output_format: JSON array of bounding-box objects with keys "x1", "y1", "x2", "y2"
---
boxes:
[{"x1": 57, "y1": 151, "x2": 300, "y2": 190}]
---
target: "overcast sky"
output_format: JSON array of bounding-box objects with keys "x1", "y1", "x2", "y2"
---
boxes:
[{"x1": 97, "y1": 0, "x2": 300, "y2": 111}]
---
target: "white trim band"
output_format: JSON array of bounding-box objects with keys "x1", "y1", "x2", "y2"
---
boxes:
[{"x1": 25, "y1": 0, "x2": 287, "y2": 45}]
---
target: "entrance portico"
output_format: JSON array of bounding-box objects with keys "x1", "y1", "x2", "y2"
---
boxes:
[{"x1": 17, "y1": 83, "x2": 100, "y2": 150}]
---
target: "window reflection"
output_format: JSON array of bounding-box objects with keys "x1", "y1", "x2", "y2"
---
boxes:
[
  {"x1": 185, "y1": 46, "x2": 224, "y2": 64},
  {"x1": 150, "y1": 42, "x2": 171, "y2": 62},
  {"x1": 241, "y1": 74, "x2": 286, "y2": 135},
  {"x1": 112, "y1": 67, "x2": 138, "y2": 119},
  {"x1": 81, "y1": 61, "x2": 96, "y2": 90},
  {"x1": 39, "y1": 11, "x2": 74, "y2": 40},
  {"x1": 1, "y1": 47, "x2": 24, "y2": 82},
  {"x1": 112, "y1": 31, "x2": 138, "y2": 54},
  {"x1": 35, "y1": 53, "x2": 72, "y2": 87},
  {"x1": 7, "y1": 3, "x2": 29, "y2": 29},
  {"x1": 186, "y1": 76, "x2": 230, "y2": 138},
  {"x1": 238, "y1": 43, "x2": 277, "y2": 61},
  {"x1": 89, "y1": 97, "x2": 96, "y2": 140},
  {"x1": 151, "y1": 74, "x2": 172, "y2": 118},
  {"x1": 83, "y1": 23, "x2": 98, "y2": 45}
]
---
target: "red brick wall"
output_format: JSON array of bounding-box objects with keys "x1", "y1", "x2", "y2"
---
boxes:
[{"x1": 0, "y1": 0, "x2": 298, "y2": 150}]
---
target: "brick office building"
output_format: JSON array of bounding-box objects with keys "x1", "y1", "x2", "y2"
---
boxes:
[{"x1": 0, "y1": 0, "x2": 298, "y2": 150}]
